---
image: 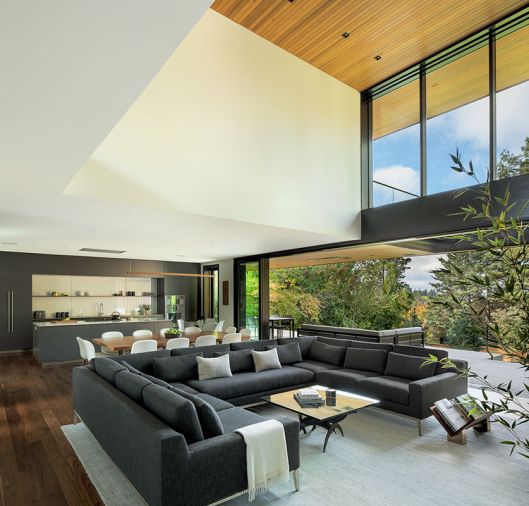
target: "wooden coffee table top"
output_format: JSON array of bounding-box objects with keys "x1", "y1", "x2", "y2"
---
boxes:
[{"x1": 264, "y1": 385, "x2": 379, "y2": 421}]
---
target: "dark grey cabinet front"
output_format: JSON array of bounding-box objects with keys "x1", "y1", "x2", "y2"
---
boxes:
[{"x1": 0, "y1": 273, "x2": 32, "y2": 351}]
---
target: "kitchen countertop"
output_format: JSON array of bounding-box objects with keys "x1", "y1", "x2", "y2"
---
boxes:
[{"x1": 33, "y1": 317, "x2": 168, "y2": 328}]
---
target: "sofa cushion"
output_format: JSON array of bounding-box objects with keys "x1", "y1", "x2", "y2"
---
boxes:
[
  {"x1": 111, "y1": 349, "x2": 171, "y2": 374},
  {"x1": 122, "y1": 361, "x2": 171, "y2": 387},
  {"x1": 186, "y1": 366, "x2": 314, "y2": 400},
  {"x1": 168, "y1": 386, "x2": 224, "y2": 439},
  {"x1": 142, "y1": 384, "x2": 204, "y2": 444},
  {"x1": 278, "y1": 336, "x2": 316, "y2": 358},
  {"x1": 291, "y1": 360, "x2": 340, "y2": 374},
  {"x1": 252, "y1": 348, "x2": 282, "y2": 373},
  {"x1": 152, "y1": 353, "x2": 203, "y2": 382},
  {"x1": 93, "y1": 358, "x2": 127, "y2": 385},
  {"x1": 357, "y1": 376, "x2": 411, "y2": 405},
  {"x1": 171, "y1": 344, "x2": 230, "y2": 358},
  {"x1": 344, "y1": 348, "x2": 388, "y2": 374},
  {"x1": 349, "y1": 341, "x2": 394, "y2": 352},
  {"x1": 308, "y1": 341, "x2": 346, "y2": 366},
  {"x1": 115, "y1": 370, "x2": 152, "y2": 402},
  {"x1": 217, "y1": 407, "x2": 266, "y2": 433},
  {"x1": 384, "y1": 352, "x2": 436, "y2": 381},
  {"x1": 317, "y1": 336, "x2": 352, "y2": 348},
  {"x1": 168, "y1": 382, "x2": 199, "y2": 394},
  {"x1": 212, "y1": 349, "x2": 254, "y2": 373},
  {"x1": 195, "y1": 393, "x2": 233, "y2": 412},
  {"x1": 266, "y1": 343, "x2": 302, "y2": 365},
  {"x1": 197, "y1": 354, "x2": 232, "y2": 381},
  {"x1": 230, "y1": 339, "x2": 278, "y2": 351},
  {"x1": 317, "y1": 369, "x2": 380, "y2": 391},
  {"x1": 392, "y1": 345, "x2": 448, "y2": 374}
]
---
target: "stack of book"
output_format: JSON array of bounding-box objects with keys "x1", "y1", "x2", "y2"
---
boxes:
[
  {"x1": 294, "y1": 388, "x2": 324, "y2": 408},
  {"x1": 434, "y1": 394, "x2": 485, "y2": 433}
]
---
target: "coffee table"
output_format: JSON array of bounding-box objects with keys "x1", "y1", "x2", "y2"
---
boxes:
[{"x1": 263, "y1": 385, "x2": 379, "y2": 452}]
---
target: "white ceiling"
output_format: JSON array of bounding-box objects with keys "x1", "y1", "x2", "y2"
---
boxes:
[{"x1": 0, "y1": 3, "x2": 360, "y2": 264}]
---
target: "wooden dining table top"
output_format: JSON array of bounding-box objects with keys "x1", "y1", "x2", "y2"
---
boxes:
[{"x1": 92, "y1": 330, "x2": 227, "y2": 351}]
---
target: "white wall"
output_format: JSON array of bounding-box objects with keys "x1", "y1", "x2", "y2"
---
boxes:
[
  {"x1": 202, "y1": 259, "x2": 234, "y2": 328},
  {"x1": 68, "y1": 9, "x2": 362, "y2": 241}
]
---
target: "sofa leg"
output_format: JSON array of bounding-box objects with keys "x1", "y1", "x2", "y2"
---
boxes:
[
  {"x1": 417, "y1": 420, "x2": 422, "y2": 437},
  {"x1": 293, "y1": 469, "x2": 300, "y2": 492},
  {"x1": 74, "y1": 411, "x2": 81, "y2": 424}
]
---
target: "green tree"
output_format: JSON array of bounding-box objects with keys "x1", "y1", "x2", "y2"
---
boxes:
[{"x1": 497, "y1": 136, "x2": 529, "y2": 179}]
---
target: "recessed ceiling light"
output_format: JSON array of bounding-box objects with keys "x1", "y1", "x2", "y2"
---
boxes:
[
  {"x1": 1, "y1": 241, "x2": 18, "y2": 245},
  {"x1": 342, "y1": 32, "x2": 350, "y2": 39},
  {"x1": 374, "y1": 55, "x2": 382, "y2": 61},
  {"x1": 79, "y1": 247, "x2": 126, "y2": 254}
]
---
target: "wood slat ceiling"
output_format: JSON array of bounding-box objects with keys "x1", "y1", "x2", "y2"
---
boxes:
[
  {"x1": 269, "y1": 243, "x2": 422, "y2": 269},
  {"x1": 211, "y1": 0, "x2": 528, "y2": 92}
]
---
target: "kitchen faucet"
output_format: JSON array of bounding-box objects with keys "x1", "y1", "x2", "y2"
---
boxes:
[{"x1": 98, "y1": 303, "x2": 104, "y2": 317}]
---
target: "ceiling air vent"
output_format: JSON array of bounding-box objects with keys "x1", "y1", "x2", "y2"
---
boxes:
[{"x1": 79, "y1": 247, "x2": 126, "y2": 254}]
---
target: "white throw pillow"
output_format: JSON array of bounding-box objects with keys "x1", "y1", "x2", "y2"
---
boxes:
[
  {"x1": 197, "y1": 354, "x2": 232, "y2": 381},
  {"x1": 252, "y1": 348, "x2": 282, "y2": 373}
]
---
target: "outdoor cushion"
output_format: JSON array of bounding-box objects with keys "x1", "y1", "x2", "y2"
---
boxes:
[
  {"x1": 230, "y1": 339, "x2": 278, "y2": 351},
  {"x1": 252, "y1": 348, "x2": 282, "y2": 372},
  {"x1": 93, "y1": 358, "x2": 127, "y2": 385},
  {"x1": 171, "y1": 344, "x2": 229, "y2": 358},
  {"x1": 168, "y1": 386, "x2": 224, "y2": 439},
  {"x1": 344, "y1": 348, "x2": 388, "y2": 374},
  {"x1": 186, "y1": 366, "x2": 314, "y2": 400},
  {"x1": 115, "y1": 370, "x2": 152, "y2": 402},
  {"x1": 195, "y1": 393, "x2": 233, "y2": 412},
  {"x1": 349, "y1": 341, "x2": 394, "y2": 352},
  {"x1": 393, "y1": 345, "x2": 448, "y2": 374},
  {"x1": 217, "y1": 407, "x2": 266, "y2": 433},
  {"x1": 266, "y1": 343, "x2": 302, "y2": 365},
  {"x1": 278, "y1": 336, "x2": 316, "y2": 358},
  {"x1": 291, "y1": 360, "x2": 340, "y2": 374},
  {"x1": 212, "y1": 349, "x2": 254, "y2": 373},
  {"x1": 308, "y1": 341, "x2": 346, "y2": 366},
  {"x1": 317, "y1": 369, "x2": 380, "y2": 391},
  {"x1": 197, "y1": 354, "x2": 233, "y2": 381},
  {"x1": 111, "y1": 349, "x2": 171, "y2": 374},
  {"x1": 317, "y1": 336, "x2": 352, "y2": 348},
  {"x1": 384, "y1": 352, "x2": 436, "y2": 381},
  {"x1": 142, "y1": 384, "x2": 204, "y2": 444},
  {"x1": 357, "y1": 375, "x2": 412, "y2": 405},
  {"x1": 152, "y1": 353, "x2": 203, "y2": 382}
]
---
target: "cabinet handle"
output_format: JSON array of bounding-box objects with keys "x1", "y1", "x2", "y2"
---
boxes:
[
  {"x1": 6, "y1": 290, "x2": 10, "y2": 332},
  {"x1": 10, "y1": 290, "x2": 14, "y2": 333}
]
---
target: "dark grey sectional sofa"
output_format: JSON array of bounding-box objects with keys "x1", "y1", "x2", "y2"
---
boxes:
[{"x1": 72, "y1": 335, "x2": 467, "y2": 505}]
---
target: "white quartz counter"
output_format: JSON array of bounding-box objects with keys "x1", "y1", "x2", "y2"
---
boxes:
[{"x1": 33, "y1": 317, "x2": 163, "y2": 328}]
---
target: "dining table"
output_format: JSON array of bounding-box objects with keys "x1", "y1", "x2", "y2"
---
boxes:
[{"x1": 92, "y1": 330, "x2": 227, "y2": 354}]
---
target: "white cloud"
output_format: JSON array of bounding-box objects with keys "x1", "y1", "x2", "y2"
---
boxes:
[
  {"x1": 404, "y1": 254, "x2": 445, "y2": 290},
  {"x1": 373, "y1": 165, "x2": 420, "y2": 194},
  {"x1": 497, "y1": 81, "x2": 529, "y2": 153}
]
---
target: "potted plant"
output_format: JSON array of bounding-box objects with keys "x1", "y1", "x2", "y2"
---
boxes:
[{"x1": 164, "y1": 327, "x2": 181, "y2": 337}]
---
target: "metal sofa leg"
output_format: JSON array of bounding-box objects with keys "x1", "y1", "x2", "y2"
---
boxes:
[
  {"x1": 293, "y1": 469, "x2": 300, "y2": 491},
  {"x1": 417, "y1": 420, "x2": 422, "y2": 437}
]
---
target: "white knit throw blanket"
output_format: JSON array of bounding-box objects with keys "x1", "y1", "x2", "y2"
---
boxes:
[{"x1": 235, "y1": 419, "x2": 290, "y2": 502}]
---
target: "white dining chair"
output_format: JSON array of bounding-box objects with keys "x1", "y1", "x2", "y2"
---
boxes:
[
  {"x1": 76, "y1": 337, "x2": 89, "y2": 364},
  {"x1": 159, "y1": 328, "x2": 171, "y2": 338},
  {"x1": 177, "y1": 319, "x2": 185, "y2": 332},
  {"x1": 100, "y1": 331, "x2": 123, "y2": 355},
  {"x1": 195, "y1": 335, "x2": 217, "y2": 347},
  {"x1": 240, "y1": 328, "x2": 252, "y2": 341},
  {"x1": 77, "y1": 337, "x2": 103, "y2": 362},
  {"x1": 202, "y1": 321, "x2": 216, "y2": 331},
  {"x1": 225, "y1": 326, "x2": 237, "y2": 334},
  {"x1": 215, "y1": 320, "x2": 225, "y2": 332},
  {"x1": 166, "y1": 337, "x2": 190, "y2": 350},
  {"x1": 222, "y1": 333, "x2": 242, "y2": 344},
  {"x1": 132, "y1": 329, "x2": 153, "y2": 338},
  {"x1": 184, "y1": 326, "x2": 202, "y2": 344},
  {"x1": 131, "y1": 339, "x2": 157, "y2": 354}
]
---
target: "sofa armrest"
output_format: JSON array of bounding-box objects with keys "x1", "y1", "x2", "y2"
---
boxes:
[
  {"x1": 168, "y1": 415, "x2": 299, "y2": 505},
  {"x1": 409, "y1": 372, "x2": 468, "y2": 419}
]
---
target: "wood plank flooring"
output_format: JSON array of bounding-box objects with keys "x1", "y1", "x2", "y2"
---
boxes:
[{"x1": 0, "y1": 353, "x2": 102, "y2": 505}]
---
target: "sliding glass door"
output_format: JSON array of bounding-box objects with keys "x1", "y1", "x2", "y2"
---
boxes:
[{"x1": 237, "y1": 261, "x2": 260, "y2": 338}]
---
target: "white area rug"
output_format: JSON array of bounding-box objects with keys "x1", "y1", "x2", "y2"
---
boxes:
[{"x1": 62, "y1": 405, "x2": 529, "y2": 506}]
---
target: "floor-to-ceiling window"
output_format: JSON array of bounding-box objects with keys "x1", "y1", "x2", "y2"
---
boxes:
[
  {"x1": 237, "y1": 261, "x2": 260, "y2": 338},
  {"x1": 364, "y1": 7, "x2": 529, "y2": 207}
]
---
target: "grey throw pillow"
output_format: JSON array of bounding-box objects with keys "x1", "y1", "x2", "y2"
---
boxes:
[
  {"x1": 93, "y1": 357, "x2": 127, "y2": 384},
  {"x1": 344, "y1": 348, "x2": 388, "y2": 374},
  {"x1": 266, "y1": 343, "x2": 302, "y2": 365},
  {"x1": 252, "y1": 348, "x2": 282, "y2": 373},
  {"x1": 152, "y1": 353, "x2": 203, "y2": 382},
  {"x1": 213, "y1": 349, "x2": 254, "y2": 373},
  {"x1": 308, "y1": 340, "x2": 346, "y2": 366},
  {"x1": 384, "y1": 352, "x2": 436, "y2": 381},
  {"x1": 197, "y1": 354, "x2": 233, "y2": 381}
]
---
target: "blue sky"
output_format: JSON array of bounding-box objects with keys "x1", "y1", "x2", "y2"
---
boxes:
[{"x1": 372, "y1": 80, "x2": 529, "y2": 207}]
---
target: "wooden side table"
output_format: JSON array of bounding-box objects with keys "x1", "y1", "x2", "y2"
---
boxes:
[{"x1": 430, "y1": 406, "x2": 492, "y2": 445}]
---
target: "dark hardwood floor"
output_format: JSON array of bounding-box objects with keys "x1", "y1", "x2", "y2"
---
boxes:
[{"x1": 0, "y1": 353, "x2": 102, "y2": 505}]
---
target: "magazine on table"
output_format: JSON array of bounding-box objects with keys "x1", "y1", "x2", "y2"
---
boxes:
[
  {"x1": 454, "y1": 394, "x2": 485, "y2": 420},
  {"x1": 434, "y1": 398, "x2": 469, "y2": 432}
]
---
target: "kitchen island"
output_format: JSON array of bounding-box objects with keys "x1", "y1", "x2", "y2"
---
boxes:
[{"x1": 33, "y1": 317, "x2": 172, "y2": 365}]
